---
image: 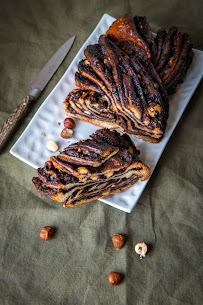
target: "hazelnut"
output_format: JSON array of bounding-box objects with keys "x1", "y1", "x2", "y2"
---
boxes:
[
  {"x1": 135, "y1": 242, "x2": 148, "y2": 259},
  {"x1": 40, "y1": 226, "x2": 54, "y2": 240},
  {"x1": 63, "y1": 118, "x2": 75, "y2": 129},
  {"x1": 112, "y1": 233, "x2": 126, "y2": 250},
  {"x1": 108, "y1": 272, "x2": 123, "y2": 286},
  {"x1": 60, "y1": 128, "x2": 73, "y2": 139},
  {"x1": 46, "y1": 139, "x2": 58, "y2": 152}
]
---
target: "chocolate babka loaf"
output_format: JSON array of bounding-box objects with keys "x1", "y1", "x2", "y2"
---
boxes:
[
  {"x1": 63, "y1": 14, "x2": 193, "y2": 143},
  {"x1": 32, "y1": 129, "x2": 151, "y2": 208}
]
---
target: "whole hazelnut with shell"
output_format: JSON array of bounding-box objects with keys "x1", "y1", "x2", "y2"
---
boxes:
[
  {"x1": 108, "y1": 272, "x2": 123, "y2": 286},
  {"x1": 40, "y1": 226, "x2": 54, "y2": 240},
  {"x1": 112, "y1": 233, "x2": 126, "y2": 250},
  {"x1": 63, "y1": 118, "x2": 75, "y2": 129}
]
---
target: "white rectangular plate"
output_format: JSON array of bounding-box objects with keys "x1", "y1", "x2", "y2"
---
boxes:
[{"x1": 10, "y1": 13, "x2": 203, "y2": 213}]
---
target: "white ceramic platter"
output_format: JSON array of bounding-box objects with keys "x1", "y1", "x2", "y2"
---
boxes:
[{"x1": 10, "y1": 13, "x2": 203, "y2": 213}]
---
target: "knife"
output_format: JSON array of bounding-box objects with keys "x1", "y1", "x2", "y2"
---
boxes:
[{"x1": 0, "y1": 35, "x2": 75, "y2": 152}]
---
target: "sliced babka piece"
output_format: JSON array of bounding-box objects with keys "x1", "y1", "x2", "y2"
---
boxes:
[{"x1": 32, "y1": 129, "x2": 150, "y2": 208}]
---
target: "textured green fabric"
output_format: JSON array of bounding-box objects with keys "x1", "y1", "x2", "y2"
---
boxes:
[{"x1": 0, "y1": 0, "x2": 202, "y2": 304}]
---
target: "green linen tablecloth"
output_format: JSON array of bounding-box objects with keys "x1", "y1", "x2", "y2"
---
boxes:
[{"x1": 0, "y1": 0, "x2": 202, "y2": 304}]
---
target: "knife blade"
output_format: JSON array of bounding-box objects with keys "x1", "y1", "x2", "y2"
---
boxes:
[{"x1": 0, "y1": 35, "x2": 75, "y2": 152}]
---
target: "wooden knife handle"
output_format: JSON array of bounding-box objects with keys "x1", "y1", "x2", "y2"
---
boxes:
[{"x1": 0, "y1": 95, "x2": 36, "y2": 152}]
